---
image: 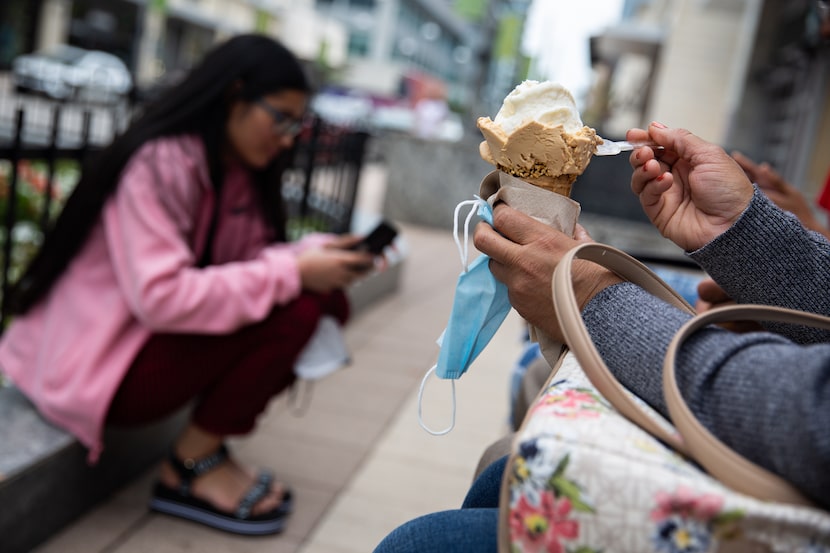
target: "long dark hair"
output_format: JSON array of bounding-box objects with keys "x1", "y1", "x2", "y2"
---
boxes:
[{"x1": 10, "y1": 34, "x2": 311, "y2": 315}]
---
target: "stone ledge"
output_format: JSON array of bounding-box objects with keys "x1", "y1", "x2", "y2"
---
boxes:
[{"x1": 0, "y1": 385, "x2": 188, "y2": 553}]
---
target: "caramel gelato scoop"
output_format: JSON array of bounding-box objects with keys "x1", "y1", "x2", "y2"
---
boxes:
[{"x1": 477, "y1": 80, "x2": 602, "y2": 196}]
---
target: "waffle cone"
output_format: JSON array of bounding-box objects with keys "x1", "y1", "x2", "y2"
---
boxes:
[{"x1": 521, "y1": 174, "x2": 575, "y2": 197}]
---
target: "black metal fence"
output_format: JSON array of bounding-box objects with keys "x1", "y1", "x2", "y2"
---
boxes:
[{"x1": 0, "y1": 102, "x2": 369, "y2": 330}]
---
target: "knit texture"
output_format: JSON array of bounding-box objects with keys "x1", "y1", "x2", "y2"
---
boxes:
[{"x1": 582, "y1": 189, "x2": 830, "y2": 508}]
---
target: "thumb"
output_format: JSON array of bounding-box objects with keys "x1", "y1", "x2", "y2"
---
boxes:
[{"x1": 647, "y1": 122, "x2": 712, "y2": 164}]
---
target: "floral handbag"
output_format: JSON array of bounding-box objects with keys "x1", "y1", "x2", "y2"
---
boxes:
[{"x1": 498, "y1": 243, "x2": 830, "y2": 553}]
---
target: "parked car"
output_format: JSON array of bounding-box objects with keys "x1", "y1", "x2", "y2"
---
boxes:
[{"x1": 12, "y1": 44, "x2": 132, "y2": 103}]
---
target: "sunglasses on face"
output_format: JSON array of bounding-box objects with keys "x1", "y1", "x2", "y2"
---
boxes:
[{"x1": 256, "y1": 99, "x2": 305, "y2": 137}]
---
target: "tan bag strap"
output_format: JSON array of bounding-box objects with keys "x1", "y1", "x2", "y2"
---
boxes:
[
  {"x1": 665, "y1": 304, "x2": 830, "y2": 506},
  {"x1": 553, "y1": 242, "x2": 694, "y2": 454},
  {"x1": 553, "y1": 242, "x2": 820, "y2": 507}
]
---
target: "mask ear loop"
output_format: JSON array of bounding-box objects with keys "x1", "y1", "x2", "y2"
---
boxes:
[
  {"x1": 417, "y1": 197, "x2": 483, "y2": 435},
  {"x1": 452, "y1": 197, "x2": 484, "y2": 271},
  {"x1": 417, "y1": 364, "x2": 456, "y2": 435}
]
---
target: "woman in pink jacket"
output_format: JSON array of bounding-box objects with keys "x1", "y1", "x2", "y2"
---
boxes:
[{"x1": 0, "y1": 34, "x2": 375, "y2": 535}]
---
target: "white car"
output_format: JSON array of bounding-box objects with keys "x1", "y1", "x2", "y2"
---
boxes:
[{"x1": 13, "y1": 44, "x2": 132, "y2": 102}]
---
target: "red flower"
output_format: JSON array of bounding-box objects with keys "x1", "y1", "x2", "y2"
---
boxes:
[
  {"x1": 509, "y1": 490, "x2": 579, "y2": 553},
  {"x1": 651, "y1": 486, "x2": 724, "y2": 523}
]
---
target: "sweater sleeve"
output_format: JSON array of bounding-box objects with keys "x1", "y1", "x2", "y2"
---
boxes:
[
  {"x1": 102, "y1": 141, "x2": 303, "y2": 334},
  {"x1": 583, "y1": 284, "x2": 830, "y2": 508},
  {"x1": 581, "y1": 190, "x2": 830, "y2": 507},
  {"x1": 689, "y1": 187, "x2": 830, "y2": 343}
]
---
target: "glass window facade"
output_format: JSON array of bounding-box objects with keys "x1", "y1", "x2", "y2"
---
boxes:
[{"x1": 393, "y1": 2, "x2": 465, "y2": 85}]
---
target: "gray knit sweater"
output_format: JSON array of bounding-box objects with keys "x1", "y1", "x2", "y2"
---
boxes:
[{"x1": 582, "y1": 188, "x2": 830, "y2": 508}]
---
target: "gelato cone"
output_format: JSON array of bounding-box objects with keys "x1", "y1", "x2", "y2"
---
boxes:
[{"x1": 477, "y1": 80, "x2": 602, "y2": 196}]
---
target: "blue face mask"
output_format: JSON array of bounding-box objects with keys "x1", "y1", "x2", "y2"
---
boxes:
[{"x1": 418, "y1": 198, "x2": 512, "y2": 435}]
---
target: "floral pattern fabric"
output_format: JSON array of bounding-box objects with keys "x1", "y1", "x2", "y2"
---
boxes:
[{"x1": 502, "y1": 352, "x2": 830, "y2": 553}]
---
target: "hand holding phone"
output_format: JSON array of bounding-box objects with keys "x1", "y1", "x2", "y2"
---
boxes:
[{"x1": 348, "y1": 221, "x2": 398, "y2": 255}]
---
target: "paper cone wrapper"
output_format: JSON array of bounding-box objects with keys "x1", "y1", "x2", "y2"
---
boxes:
[
  {"x1": 479, "y1": 170, "x2": 580, "y2": 366},
  {"x1": 479, "y1": 170, "x2": 580, "y2": 234}
]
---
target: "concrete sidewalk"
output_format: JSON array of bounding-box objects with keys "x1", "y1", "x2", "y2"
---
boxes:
[{"x1": 33, "y1": 219, "x2": 522, "y2": 553}]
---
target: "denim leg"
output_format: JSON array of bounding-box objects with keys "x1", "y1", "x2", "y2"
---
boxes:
[
  {"x1": 462, "y1": 455, "x2": 508, "y2": 509},
  {"x1": 372, "y1": 508, "x2": 499, "y2": 553}
]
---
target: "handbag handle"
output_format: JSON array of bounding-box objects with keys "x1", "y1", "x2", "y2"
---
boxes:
[
  {"x1": 665, "y1": 304, "x2": 829, "y2": 506},
  {"x1": 553, "y1": 242, "x2": 819, "y2": 507},
  {"x1": 553, "y1": 242, "x2": 694, "y2": 454}
]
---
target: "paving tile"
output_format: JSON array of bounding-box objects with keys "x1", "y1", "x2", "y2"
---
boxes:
[
  {"x1": 229, "y1": 435, "x2": 365, "y2": 492},
  {"x1": 256, "y1": 400, "x2": 390, "y2": 452},
  {"x1": 34, "y1": 471, "x2": 157, "y2": 553},
  {"x1": 271, "y1": 371, "x2": 415, "y2": 423},
  {"x1": 304, "y1": 491, "x2": 432, "y2": 553},
  {"x1": 298, "y1": 543, "x2": 361, "y2": 553},
  {"x1": 343, "y1": 454, "x2": 474, "y2": 512},
  {"x1": 277, "y1": 485, "x2": 335, "y2": 542},
  {"x1": 113, "y1": 514, "x2": 304, "y2": 553}
]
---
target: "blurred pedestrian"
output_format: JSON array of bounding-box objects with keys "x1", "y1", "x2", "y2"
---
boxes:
[
  {"x1": 696, "y1": 151, "x2": 830, "y2": 314},
  {"x1": 731, "y1": 150, "x2": 830, "y2": 239},
  {"x1": 413, "y1": 86, "x2": 449, "y2": 139},
  {"x1": 0, "y1": 34, "x2": 376, "y2": 535}
]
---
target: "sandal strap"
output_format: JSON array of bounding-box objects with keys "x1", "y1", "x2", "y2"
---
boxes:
[
  {"x1": 236, "y1": 470, "x2": 274, "y2": 519},
  {"x1": 169, "y1": 444, "x2": 229, "y2": 495}
]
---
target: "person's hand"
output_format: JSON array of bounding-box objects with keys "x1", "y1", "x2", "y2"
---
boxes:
[
  {"x1": 695, "y1": 277, "x2": 762, "y2": 332},
  {"x1": 324, "y1": 233, "x2": 364, "y2": 251},
  {"x1": 325, "y1": 233, "x2": 389, "y2": 272},
  {"x1": 695, "y1": 277, "x2": 733, "y2": 313},
  {"x1": 297, "y1": 243, "x2": 374, "y2": 293},
  {"x1": 628, "y1": 123, "x2": 754, "y2": 252},
  {"x1": 731, "y1": 151, "x2": 830, "y2": 239},
  {"x1": 473, "y1": 203, "x2": 622, "y2": 343}
]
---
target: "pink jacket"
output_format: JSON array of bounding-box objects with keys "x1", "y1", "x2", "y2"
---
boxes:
[{"x1": 0, "y1": 135, "x2": 331, "y2": 462}]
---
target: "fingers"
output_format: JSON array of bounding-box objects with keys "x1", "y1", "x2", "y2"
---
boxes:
[
  {"x1": 625, "y1": 127, "x2": 650, "y2": 142},
  {"x1": 473, "y1": 216, "x2": 519, "y2": 265},
  {"x1": 573, "y1": 224, "x2": 594, "y2": 242},
  {"x1": 326, "y1": 234, "x2": 362, "y2": 250},
  {"x1": 646, "y1": 122, "x2": 699, "y2": 157},
  {"x1": 474, "y1": 203, "x2": 562, "y2": 261},
  {"x1": 696, "y1": 278, "x2": 730, "y2": 304},
  {"x1": 331, "y1": 248, "x2": 374, "y2": 267},
  {"x1": 631, "y1": 156, "x2": 673, "y2": 198},
  {"x1": 731, "y1": 151, "x2": 758, "y2": 182},
  {"x1": 491, "y1": 203, "x2": 555, "y2": 245},
  {"x1": 627, "y1": 124, "x2": 677, "y2": 175},
  {"x1": 733, "y1": 151, "x2": 789, "y2": 195},
  {"x1": 631, "y1": 122, "x2": 714, "y2": 171},
  {"x1": 329, "y1": 250, "x2": 375, "y2": 286}
]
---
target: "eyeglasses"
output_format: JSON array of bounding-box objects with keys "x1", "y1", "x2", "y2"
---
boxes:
[{"x1": 256, "y1": 99, "x2": 305, "y2": 137}]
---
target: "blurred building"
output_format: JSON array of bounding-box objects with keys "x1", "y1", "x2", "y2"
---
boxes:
[
  {"x1": 588, "y1": 0, "x2": 829, "y2": 203},
  {"x1": 312, "y1": 0, "x2": 530, "y2": 116},
  {"x1": 0, "y1": 0, "x2": 349, "y2": 88},
  {"x1": 1, "y1": 0, "x2": 533, "y2": 125}
]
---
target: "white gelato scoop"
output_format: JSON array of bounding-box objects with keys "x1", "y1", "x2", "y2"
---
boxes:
[
  {"x1": 492, "y1": 80, "x2": 585, "y2": 135},
  {"x1": 477, "y1": 80, "x2": 602, "y2": 195}
]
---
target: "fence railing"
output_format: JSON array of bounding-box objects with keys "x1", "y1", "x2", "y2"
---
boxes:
[{"x1": 0, "y1": 102, "x2": 369, "y2": 331}]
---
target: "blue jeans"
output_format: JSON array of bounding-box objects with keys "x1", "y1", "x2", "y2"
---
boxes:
[{"x1": 372, "y1": 455, "x2": 507, "y2": 553}]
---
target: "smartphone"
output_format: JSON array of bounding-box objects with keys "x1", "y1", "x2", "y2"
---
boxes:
[{"x1": 349, "y1": 221, "x2": 398, "y2": 255}]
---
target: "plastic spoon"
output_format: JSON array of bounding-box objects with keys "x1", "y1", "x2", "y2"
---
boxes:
[{"x1": 595, "y1": 140, "x2": 664, "y2": 156}]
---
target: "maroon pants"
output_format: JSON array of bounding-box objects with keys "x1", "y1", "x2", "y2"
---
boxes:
[{"x1": 107, "y1": 291, "x2": 349, "y2": 436}]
